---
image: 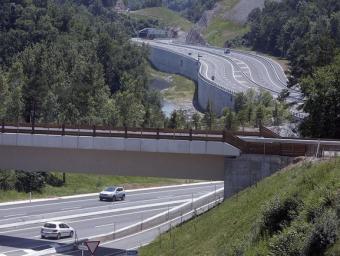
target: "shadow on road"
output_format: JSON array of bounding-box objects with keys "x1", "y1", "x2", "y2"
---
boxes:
[
  {"x1": 0, "y1": 235, "x2": 137, "y2": 255},
  {"x1": 0, "y1": 235, "x2": 70, "y2": 252}
]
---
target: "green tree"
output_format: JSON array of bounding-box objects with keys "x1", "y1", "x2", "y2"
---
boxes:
[
  {"x1": 203, "y1": 101, "x2": 216, "y2": 130},
  {"x1": 0, "y1": 70, "x2": 9, "y2": 121},
  {"x1": 191, "y1": 113, "x2": 201, "y2": 130}
]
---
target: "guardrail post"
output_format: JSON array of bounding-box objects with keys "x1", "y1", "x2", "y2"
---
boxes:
[
  {"x1": 156, "y1": 128, "x2": 160, "y2": 139},
  {"x1": 124, "y1": 126, "x2": 128, "y2": 138},
  {"x1": 31, "y1": 120, "x2": 35, "y2": 134},
  {"x1": 62, "y1": 124, "x2": 65, "y2": 136},
  {"x1": 189, "y1": 128, "x2": 193, "y2": 141},
  {"x1": 1, "y1": 120, "x2": 4, "y2": 133},
  {"x1": 92, "y1": 125, "x2": 96, "y2": 137},
  {"x1": 222, "y1": 130, "x2": 226, "y2": 142}
]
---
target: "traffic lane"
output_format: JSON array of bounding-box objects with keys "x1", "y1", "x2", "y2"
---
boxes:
[
  {"x1": 230, "y1": 52, "x2": 285, "y2": 92},
  {"x1": 168, "y1": 43, "x2": 287, "y2": 93},
  {"x1": 0, "y1": 195, "x2": 194, "y2": 229},
  {"x1": 0, "y1": 183, "x2": 222, "y2": 227},
  {"x1": 203, "y1": 55, "x2": 252, "y2": 93},
  {"x1": 0, "y1": 206, "x2": 175, "y2": 255},
  {"x1": 0, "y1": 182, "x2": 223, "y2": 211},
  {"x1": 0, "y1": 183, "x2": 223, "y2": 225}
]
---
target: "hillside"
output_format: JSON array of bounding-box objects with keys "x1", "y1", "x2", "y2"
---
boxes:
[
  {"x1": 201, "y1": 0, "x2": 261, "y2": 47},
  {"x1": 140, "y1": 158, "x2": 340, "y2": 255},
  {"x1": 132, "y1": 7, "x2": 193, "y2": 32}
]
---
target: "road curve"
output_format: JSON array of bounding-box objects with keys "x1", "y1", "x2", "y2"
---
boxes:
[{"x1": 135, "y1": 38, "x2": 302, "y2": 101}]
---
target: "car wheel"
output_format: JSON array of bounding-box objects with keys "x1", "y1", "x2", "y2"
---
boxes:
[
  {"x1": 41, "y1": 235, "x2": 45, "y2": 239},
  {"x1": 121, "y1": 194, "x2": 125, "y2": 201},
  {"x1": 57, "y1": 233, "x2": 61, "y2": 240},
  {"x1": 70, "y1": 231, "x2": 74, "y2": 238},
  {"x1": 99, "y1": 198, "x2": 103, "y2": 201},
  {"x1": 112, "y1": 196, "x2": 116, "y2": 201}
]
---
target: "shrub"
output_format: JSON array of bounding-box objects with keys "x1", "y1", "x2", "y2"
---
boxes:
[
  {"x1": 306, "y1": 209, "x2": 338, "y2": 255},
  {"x1": 269, "y1": 222, "x2": 311, "y2": 256},
  {"x1": 0, "y1": 170, "x2": 16, "y2": 191},
  {"x1": 259, "y1": 195, "x2": 302, "y2": 236},
  {"x1": 15, "y1": 171, "x2": 45, "y2": 193},
  {"x1": 46, "y1": 173, "x2": 64, "y2": 187}
]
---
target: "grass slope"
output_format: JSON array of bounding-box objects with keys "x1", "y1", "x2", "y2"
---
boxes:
[
  {"x1": 203, "y1": 0, "x2": 249, "y2": 47},
  {"x1": 0, "y1": 172, "x2": 187, "y2": 203},
  {"x1": 148, "y1": 65, "x2": 195, "y2": 103},
  {"x1": 132, "y1": 7, "x2": 193, "y2": 31},
  {"x1": 140, "y1": 158, "x2": 340, "y2": 255}
]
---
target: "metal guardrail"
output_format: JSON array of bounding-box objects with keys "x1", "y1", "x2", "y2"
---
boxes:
[{"x1": 2, "y1": 122, "x2": 340, "y2": 157}]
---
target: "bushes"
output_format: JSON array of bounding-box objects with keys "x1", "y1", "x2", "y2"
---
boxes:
[
  {"x1": 0, "y1": 170, "x2": 65, "y2": 193},
  {"x1": 307, "y1": 209, "x2": 338, "y2": 255},
  {"x1": 0, "y1": 170, "x2": 16, "y2": 190},
  {"x1": 269, "y1": 222, "x2": 311, "y2": 256},
  {"x1": 45, "y1": 173, "x2": 64, "y2": 187},
  {"x1": 259, "y1": 195, "x2": 302, "y2": 236},
  {"x1": 15, "y1": 171, "x2": 45, "y2": 193}
]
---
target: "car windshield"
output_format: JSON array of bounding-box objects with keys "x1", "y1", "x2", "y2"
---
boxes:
[
  {"x1": 104, "y1": 187, "x2": 116, "y2": 192},
  {"x1": 44, "y1": 223, "x2": 56, "y2": 228}
]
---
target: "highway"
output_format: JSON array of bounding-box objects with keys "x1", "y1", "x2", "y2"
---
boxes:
[
  {"x1": 135, "y1": 38, "x2": 302, "y2": 101},
  {"x1": 0, "y1": 182, "x2": 223, "y2": 256}
]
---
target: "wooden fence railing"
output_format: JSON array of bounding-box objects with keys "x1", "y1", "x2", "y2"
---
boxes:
[{"x1": 1, "y1": 122, "x2": 339, "y2": 157}]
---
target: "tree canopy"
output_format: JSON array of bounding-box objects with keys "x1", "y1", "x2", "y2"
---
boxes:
[
  {"x1": 0, "y1": 0, "x2": 165, "y2": 127},
  {"x1": 246, "y1": 0, "x2": 340, "y2": 138}
]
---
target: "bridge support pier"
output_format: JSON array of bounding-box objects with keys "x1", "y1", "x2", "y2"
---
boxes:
[{"x1": 223, "y1": 154, "x2": 294, "y2": 199}]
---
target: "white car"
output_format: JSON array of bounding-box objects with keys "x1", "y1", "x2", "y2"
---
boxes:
[
  {"x1": 41, "y1": 221, "x2": 74, "y2": 239},
  {"x1": 99, "y1": 186, "x2": 125, "y2": 201}
]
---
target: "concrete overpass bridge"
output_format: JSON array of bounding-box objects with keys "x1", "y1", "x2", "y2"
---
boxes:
[{"x1": 1, "y1": 123, "x2": 340, "y2": 198}]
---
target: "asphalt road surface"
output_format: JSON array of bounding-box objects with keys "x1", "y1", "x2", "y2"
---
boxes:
[{"x1": 0, "y1": 182, "x2": 223, "y2": 256}]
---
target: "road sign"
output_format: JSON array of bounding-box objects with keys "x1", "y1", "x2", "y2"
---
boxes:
[
  {"x1": 85, "y1": 241, "x2": 100, "y2": 255},
  {"x1": 78, "y1": 244, "x2": 88, "y2": 251}
]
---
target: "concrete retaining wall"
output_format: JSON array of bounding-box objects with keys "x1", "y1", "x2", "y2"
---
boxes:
[
  {"x1": 149, "y1": 46, "x2": 235, "y2": 115},
  {"x1": 224, "y1": 154, "x2": 294, "y2": 198}
]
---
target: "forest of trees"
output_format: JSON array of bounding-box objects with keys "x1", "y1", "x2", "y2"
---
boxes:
[
  {"x1": 0, "y1": 0, "x2": 166, "y2": 128},
  {"x1": 246, "y1": 0, "x2": 340, "y2": 138},
  {"x1": 165, "y1": 89, "x2": 291, "y2": 131}
]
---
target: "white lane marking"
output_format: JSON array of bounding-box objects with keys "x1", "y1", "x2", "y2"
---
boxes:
[
  {"x1": 61, "y1": 207, "x2": 81, "y2": 211},
  {"x1": 3, "y1": 213, "x2": 25, "y2": 218},
  {"x1": 235, "y1": 52, "x2": 282, "y2": 90},
  {"x1": 0, "y1": 200, "x2": 189, "y2": 229},
  {"x1": 0, "y1": 225, "x2": 42, "y2": 233},
  {"x1": 23, "y1": 249, "x2": 35, "y2": 254},
  {"x1": 95, "y1": 223, "x2": 117, "y2": 228},
  {"x1": 0, "y1": 182, "x2": 222, "y2": 210}
]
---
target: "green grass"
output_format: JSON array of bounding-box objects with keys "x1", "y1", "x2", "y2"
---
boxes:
[
  {"x1": 140, "y1": 158, "x2": 340, "y2": 255},
  {"x1": 204, "y1": 18, "x2": 249, "y2": 47},
  {"x1": 201, "y1": 0, "x2": 249, "y2": 47},
  {"x1": 0, "y1": 172, "x2": 188, "y2": 203},
  {"x1": 132, "y1": 7, "x2": 193, "y2": 32},
  {"x1": 148, "y1": 65, "x2": 195, "y2": 103}
]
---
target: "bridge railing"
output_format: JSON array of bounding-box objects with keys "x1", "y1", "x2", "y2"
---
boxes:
[{"x1": 1, "y1": 122, "x2": 340, "y2": 158}]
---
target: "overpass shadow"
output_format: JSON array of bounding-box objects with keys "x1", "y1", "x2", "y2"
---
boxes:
[
  {"x1": 0, "y1": 235, "x2": 132, "y2": 255},
  {"x1": 0, "y1": 235, "x2": 69, "y2": 252}
]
